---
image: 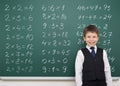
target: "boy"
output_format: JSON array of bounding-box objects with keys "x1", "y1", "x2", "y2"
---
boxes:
[{"x1": 75, "y1": 25, "x2": 112, "y2": 86}]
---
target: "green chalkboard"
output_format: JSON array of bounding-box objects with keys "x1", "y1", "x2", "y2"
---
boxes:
[{"x1": 0, "y1": 0, "x2": 120, "y2": 77}]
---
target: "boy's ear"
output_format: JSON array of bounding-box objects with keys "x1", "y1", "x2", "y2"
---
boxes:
[
  {"x1": 83, "y1": 37, "x2": 85, "y2": 41},
  {"x1": 98, "y1": 36, "x2": 99, "y2": 40}
]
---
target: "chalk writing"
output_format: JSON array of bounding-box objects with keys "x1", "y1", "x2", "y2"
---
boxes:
[{"x1": 0, "y1": 0, "x2": 119, "y2": 76}]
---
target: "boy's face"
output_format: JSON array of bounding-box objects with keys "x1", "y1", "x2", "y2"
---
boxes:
[{"x1": 83, "y1": 31, "x2": 99, "y2": 47}]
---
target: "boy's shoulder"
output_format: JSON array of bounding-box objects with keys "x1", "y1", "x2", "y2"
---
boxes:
[
  {"x1": 97, "y1": 47, "x2": 103, "y2": 50},
  {"x1": 80, "y1": 47, "x2": 87, "y2": 51}
]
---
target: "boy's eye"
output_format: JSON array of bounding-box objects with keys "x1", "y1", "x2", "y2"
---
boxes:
[
  {"x1": 93, "y1": 36, "x2": 97, "y2": 38},
  {"x1": 87, "y1": 36, "x2": 91, "y2": 38}
]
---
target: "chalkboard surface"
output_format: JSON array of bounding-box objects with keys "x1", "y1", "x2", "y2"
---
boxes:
[{"x1": 0, "y1": 0, "x2": 120, "y2": 77}]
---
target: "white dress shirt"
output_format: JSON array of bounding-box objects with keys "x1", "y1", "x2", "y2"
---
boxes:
[{"x1": 75, "y1": 45, "x2": 112, "y2": 86}]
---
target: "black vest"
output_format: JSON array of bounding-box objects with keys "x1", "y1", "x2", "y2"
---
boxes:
[{"x1": 81, "y1": 47, "x2": 106, "y2": 81}]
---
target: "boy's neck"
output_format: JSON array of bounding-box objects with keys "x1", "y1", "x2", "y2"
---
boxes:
[{"x1": 86, "y1": 45, "x2": 97, "y2": 48}]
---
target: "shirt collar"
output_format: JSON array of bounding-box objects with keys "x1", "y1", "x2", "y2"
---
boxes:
[{"x1": 86, "y1": 45, "x2": 97, "y2": 53}]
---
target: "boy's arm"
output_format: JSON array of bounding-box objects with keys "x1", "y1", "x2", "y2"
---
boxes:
[
  {"x1": 103, "y1": 50, "x2": 112, "y2": 86},
  {"x1": 75, "y1": 50, "x2": 84, "y2": 86}
]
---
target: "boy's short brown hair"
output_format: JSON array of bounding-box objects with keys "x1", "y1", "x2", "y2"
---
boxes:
[{"x1": 83, "y1": 25, "x2": 99, "y2": 37}]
